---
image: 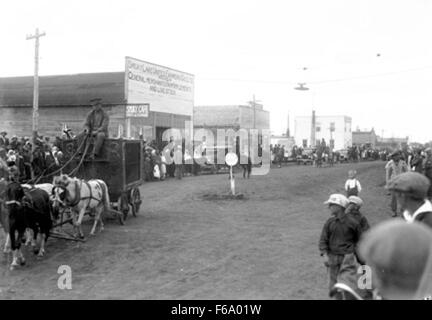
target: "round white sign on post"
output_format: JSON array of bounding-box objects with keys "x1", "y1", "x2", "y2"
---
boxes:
[{"x1": 225, "y1": 152, "x2": 238, "y2": 166}]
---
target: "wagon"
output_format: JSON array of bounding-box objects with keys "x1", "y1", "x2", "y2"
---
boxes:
[{"x1": 59, "y1": 137, "x2": 144, "y2": 225}]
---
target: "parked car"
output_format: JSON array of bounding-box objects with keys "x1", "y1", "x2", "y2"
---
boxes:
[
  {"x1": 336, "y1": 149, "x2": 349, "y2": 162},
  {"x1": 296, "y1": 148, "x2": 315, "y2": 165}
]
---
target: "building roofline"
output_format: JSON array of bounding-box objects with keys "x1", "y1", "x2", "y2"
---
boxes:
[
  {"x1": 295, "y1": 115, "x2": 352, "y2": 119},
  {"x1": 126, "y1": 56, "x2": 195, "y2": 77},
  {"x1": 0, "y1": 71, "x2": 125, "y2": 80}
]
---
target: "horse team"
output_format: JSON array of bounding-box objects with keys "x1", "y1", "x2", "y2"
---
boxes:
[{"x1": 0, "y1": 174, "x2": 111, "y2": 270}]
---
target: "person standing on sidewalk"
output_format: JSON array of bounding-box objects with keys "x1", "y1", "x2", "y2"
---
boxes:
[{"x1": 174, "y1": 144, "x2": 184, "y2": 180}]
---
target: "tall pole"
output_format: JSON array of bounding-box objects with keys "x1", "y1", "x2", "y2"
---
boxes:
[
  {"x1": 286, "y1": 111, "x2": 290, "y2": 137},
  {"x1": 311, "y1": 110, "x2": 316, "y2": 147},
  {"x1": 26, "y1": 28, "x2": 46, "y2": 149},
  {"x1": 253, "y1": 94, "x2": 256, "y2": 130}
]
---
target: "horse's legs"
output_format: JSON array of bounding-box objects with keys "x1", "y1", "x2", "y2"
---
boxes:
[
  {"x1": 3, "y1": 233, "x2": 11, "y2": 253},
  {"x1": 32, "y1": 229, "x2": 40, "y2": 255},
  {"x1": 71, "y1": 210, "x2": 80, "y2": 238},
  {"x1": 10, "y1": 229, "x2": 25, "y2": 270},
  {"x1": 75, "y1": 207, "x2": 86, "y2": 238},
  {"x1": 25, "y1": 228, "x2": 32, "y2": 246},
  {"x1": 38, "y1": 234, "x2": 46, "y2": 257},
  {"x1": 90, "y1": 209, "x2": 98, "y2": 236},
  {"x1": 90, "y1": 207, "x2": 104, "y2": 235},
  {"x1": 99, "y1": 213, "x2": 104, "y2": 232},
  {"x1": 11, "y1": 249, "x2": 19, "y2": 269}
]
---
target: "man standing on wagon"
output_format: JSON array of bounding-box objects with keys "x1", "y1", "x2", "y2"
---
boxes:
[{"x1": 80, "y1": 98, "x2": 109, "y2": 159}]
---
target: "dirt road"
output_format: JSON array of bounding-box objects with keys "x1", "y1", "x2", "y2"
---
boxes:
[{"x1": 0, "y1": 161, "x2": 392, "y2": 299}]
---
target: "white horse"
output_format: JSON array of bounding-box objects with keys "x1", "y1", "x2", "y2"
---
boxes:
[{"x1": 52, "y1": 174, "x2": 110, "y2": 238}]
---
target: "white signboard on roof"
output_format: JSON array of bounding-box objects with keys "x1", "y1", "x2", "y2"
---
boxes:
[{"x1": 125, "y1": 56, "x2": 194, "y2": 116}]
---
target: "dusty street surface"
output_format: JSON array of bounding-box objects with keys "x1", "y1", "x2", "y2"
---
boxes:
[{"x1": 0, "y1": 161, "x2": 392, "y2": 299}]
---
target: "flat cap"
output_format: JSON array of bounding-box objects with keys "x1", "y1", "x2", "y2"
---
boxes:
[
  {"x1": 391, "y1": 150, "x2": 401, "y2": 157},
  {"x1": 359, "y1": 220, "x2": 432, "y2": 299},
  {"x1": 348, "y1": 195, "x2": 363, "y2": 207},
  {"x1": 387, "y1": 172, "x2": 430, "y2": 199},
  {"x1": 324, "y1": 193, "x2": 349, "y2": 208}
]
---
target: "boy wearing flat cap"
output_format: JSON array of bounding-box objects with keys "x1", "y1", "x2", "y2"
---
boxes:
[
  {"x1": 319, "y1": 193, "x2": 364, "y2": 298},
  {"x1": 346, "y1": 196, "x2": 370, "y2": 233},
  {"x1": 387, "y1": 171, "x2": 432, "y2": 228}
]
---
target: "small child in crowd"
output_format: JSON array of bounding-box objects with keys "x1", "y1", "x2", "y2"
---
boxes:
[{"x1": 345, "y1": 170, "x2": 362, "y2": 197}]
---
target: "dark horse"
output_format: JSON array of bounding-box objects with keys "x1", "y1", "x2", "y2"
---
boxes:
[{"x1": 5, "y1": 181, "x2": 52, "y2": 270}]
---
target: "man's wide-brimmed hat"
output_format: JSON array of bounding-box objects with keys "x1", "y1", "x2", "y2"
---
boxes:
[{"x1": 90, "y1": 98, "x2": 103, "y2": 104}]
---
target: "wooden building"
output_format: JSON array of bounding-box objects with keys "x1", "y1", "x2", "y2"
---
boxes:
[
  {"x1": 0, "y1": 57, "x2": 194, "y2": 147},
  {"x1": 352, "y1": 129, "x2": 377, "y2": 148}
]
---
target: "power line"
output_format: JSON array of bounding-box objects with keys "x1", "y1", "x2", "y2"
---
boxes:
[
  {"x1": 197, "y1": 64, "x2": 432, "y2": 86},
  {"x1": 310, "y1": 65, "x2": 432, "y2": 85}
]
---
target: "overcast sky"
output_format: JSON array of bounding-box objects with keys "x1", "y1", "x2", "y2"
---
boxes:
[{"x1": 1, "y1": 0, "x2": 432, "y2": 142}]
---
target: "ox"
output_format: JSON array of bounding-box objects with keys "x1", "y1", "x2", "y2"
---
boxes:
[{"x1": 5, "y1": 181, "x2": 52, "y2": 270}]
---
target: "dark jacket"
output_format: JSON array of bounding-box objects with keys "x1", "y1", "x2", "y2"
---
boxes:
[
  {"x1": 319, "y1": 213, "x2": 363, "y2": 256},
  {"x1": 424, "y1": 157, "x2": 432, "y2": 180},
  {"x1": 347, "y1": 209, "x2": 370, "y2": 233},
  {"x1": 404, "y1": 200, "x2": 432, "y2": 229},
  {"x1": 84, "y1": 108, "x2": 109, "y2": 134},
  {"x1": 411, "y1": 155, "x2": 424, "y2": 173},
  {"x1": 0, "y1": 136, "x2": 9, "y2": 148}
]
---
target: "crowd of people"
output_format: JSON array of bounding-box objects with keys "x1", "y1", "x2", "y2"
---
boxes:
[
  {"x1": 319, "y1": 146, "x2": 432, "y2": 300},
  {"x1": 0, "y1": 131, "x2": 64, "y2": 183},
  {"x1": 271, "y1": 140, "x2": 387, "y2": 168}
]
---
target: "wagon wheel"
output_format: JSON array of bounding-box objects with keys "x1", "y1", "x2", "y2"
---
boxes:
[{"x1": 130, "y1": 187, "x2": 141, "y2": 217}]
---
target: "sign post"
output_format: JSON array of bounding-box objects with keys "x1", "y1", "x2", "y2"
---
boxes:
[{"x1": 225, "y1": 152, "x2": 238, "y2": 196}]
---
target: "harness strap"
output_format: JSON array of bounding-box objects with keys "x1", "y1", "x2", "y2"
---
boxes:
[
  {"x1": 5, "y1": 200, "x2": 21, "y2": 206},
  {"x1": 80, "y1": 180, "x2": 102, "y2": 202},
  {"x1": 64, "y1": 179, "x2": 102, "y2": 208},
  {"x1": 66, "y1": 179, "x2": 82, "y2": 207}
]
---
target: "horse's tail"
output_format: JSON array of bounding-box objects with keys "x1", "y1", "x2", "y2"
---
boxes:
[{"x1": 98, "y1": 180, "x2": 110, "y2": 211}]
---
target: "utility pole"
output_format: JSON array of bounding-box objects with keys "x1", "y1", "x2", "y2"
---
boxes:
[
  {"x1": 26, "y1": 28, "x2": 46, "y2": 150},
  {"x1": 252, "y1": 94, "x2": 256, "y2": 130},
  {"x1": 247, "y1": 95, "x2": 261, "y2": 161},
  {"x1": 311, "y1": 110, "x2": 316, "y2": 148}
]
